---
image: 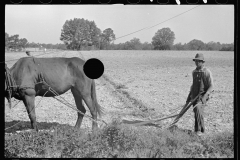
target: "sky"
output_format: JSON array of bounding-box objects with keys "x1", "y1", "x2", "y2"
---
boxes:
[{"x1": 5, "y1": 5, "x2": 234, "y2": 45}]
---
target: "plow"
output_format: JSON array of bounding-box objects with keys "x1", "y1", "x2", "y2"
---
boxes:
[
  {"x1": 5, "y1": 61, "x2": 212, "y2": 132},
  {"x1": 5, "y1": 75, "x2": 212, "y2": 133},
  {"x1": 121, "y1": 91, "x2": 212, "y2": 129},
  {"x1": 5, "y1": 87, "x2": 211, "y2": 132}
]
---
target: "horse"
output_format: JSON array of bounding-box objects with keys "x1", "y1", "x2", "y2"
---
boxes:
[{"x1": 5, "y1": 56, "x2": 104, "y2": 132}]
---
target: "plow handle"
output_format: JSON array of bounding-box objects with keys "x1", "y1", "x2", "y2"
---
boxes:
[{"x1": 168, "y1": 91, "x2": 207, "y2": 128}]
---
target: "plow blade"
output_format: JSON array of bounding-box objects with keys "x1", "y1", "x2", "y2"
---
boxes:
[{"x1": 122, "y1": 113, "x2": 178, "y2": 127}]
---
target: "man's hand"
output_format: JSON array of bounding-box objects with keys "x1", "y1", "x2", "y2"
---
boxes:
[{"x1": 201, "y1": 93, "x2": 209, "y2": 104}]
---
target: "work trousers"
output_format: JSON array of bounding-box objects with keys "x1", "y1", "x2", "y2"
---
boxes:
[{"x1": 193, "y1": 101, "x2": 205, "y2": 133}]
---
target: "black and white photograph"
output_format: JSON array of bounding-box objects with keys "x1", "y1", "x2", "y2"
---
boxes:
[{"x1": 5, "y1": 4, "x2": 234, "y2": 158}]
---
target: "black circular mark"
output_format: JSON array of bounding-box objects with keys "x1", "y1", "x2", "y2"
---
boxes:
[
  {"x1": 39, "y1": 0, "x2": 52, "y2": 3},
  {"x1": 98, "y1": 0, "x2": 111, "y2": 4},
  {"x1": 10, "y1": 0, "x2": 23, "y2": 3},
  {"x1": 69, "y1": 0, "x2": 81, "y2": 3},
  {"x1": 157, "y1": 0, "x2": 169, "y2": 4},
  {"x1": 186, "y1": 0, "x2": 199, "y2": 4},
  {"x1": 215, "y1": 0, "x2": 228, "y2": 4},
  {"x1": 83, "y1": 58, "x2": 104, "y2": 79},
  {"x1": 127, "y1": 0, "x2": 140, "y2": 4}
]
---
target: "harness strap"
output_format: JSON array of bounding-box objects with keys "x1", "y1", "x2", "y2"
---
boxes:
[{"x1": 5, "y1": 67, "x2": 16, "y2": 109}]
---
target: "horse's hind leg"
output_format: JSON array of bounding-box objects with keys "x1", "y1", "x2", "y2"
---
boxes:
[
  {"x1": 22, "y1": 90, "x2": 38, "y2": 131},
  {"x1": 71, "y1": 88, "x2": 86, "y2": 130},
  {"x1": 81, "y1": 93, "x2": 98, "y2": 131}
]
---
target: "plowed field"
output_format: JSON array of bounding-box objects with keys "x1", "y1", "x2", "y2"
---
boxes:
[{"x1": 5, "y1": 50, "x2": 234, "y2": 137}]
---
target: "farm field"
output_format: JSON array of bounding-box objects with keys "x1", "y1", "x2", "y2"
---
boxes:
[
  {"x1": 5, "y1": 50, "x2": 234, "y2": 158},
  {"x1": 82, "y1": 50, "x2": 234, "y2": 135}
]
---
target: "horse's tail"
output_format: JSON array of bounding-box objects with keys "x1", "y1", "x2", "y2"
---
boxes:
[{"x1": 91, "y1": 80, "x2": 104, "y2": 118}]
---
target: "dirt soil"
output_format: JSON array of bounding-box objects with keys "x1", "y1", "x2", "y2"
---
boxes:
[{"x1": 5, "y1": 50, "x2": 234, "y2": 137}]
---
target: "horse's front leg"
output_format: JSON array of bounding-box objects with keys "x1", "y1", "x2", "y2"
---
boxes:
[{"x1": 22, "y1": 88, "x2": 38, "y2": 132}]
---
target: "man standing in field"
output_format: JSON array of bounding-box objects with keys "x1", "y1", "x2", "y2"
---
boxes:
[{"x1": 186, "y1": 53, "x2": 214, "y2": 136}]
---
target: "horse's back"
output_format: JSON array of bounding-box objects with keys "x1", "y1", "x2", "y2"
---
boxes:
[
  {"x1": 33, "y1": 57, "x2": 85, "y2": 67},
  {"x1": 11, "y1": 57, "x2": 85, "y2": 73},
  {"x1": 11, "y1": 57, "x2": 88, "y2": 95}
]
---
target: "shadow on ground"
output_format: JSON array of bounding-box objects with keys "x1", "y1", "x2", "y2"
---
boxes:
[{"x1": 5, "y1": 121, "x2": 73, "y2": 133}]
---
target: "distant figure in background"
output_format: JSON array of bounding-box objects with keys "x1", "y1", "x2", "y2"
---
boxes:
[
  {"x1": 26, "y1": 51, "x2": 31, "y2": 56},
  {"x1": 186, "y1": 53, "x2": 214, "y2": 136}
]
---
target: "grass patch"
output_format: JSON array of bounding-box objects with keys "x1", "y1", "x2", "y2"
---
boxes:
[{"x1": 5, "y1": 119, "x2": 234, "y2": 158}]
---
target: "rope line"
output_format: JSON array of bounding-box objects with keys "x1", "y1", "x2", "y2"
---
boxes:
[
  {"x1": 47, "y1": 86, "x2": 108, "y2": 126},
  {"x1": 4, "y1": 5, "x2": 201, "y2": 64},
  {"x1": 5, "y1": 90, "x2": 49, "y2": 131},
  {"x1": 114, "y1": 5, "x2": 201, "y2": 42},
  {"x1": 5, "y1": 53, "x2": 107, "y2": 131},
  {"x1": 10, "y1": 100, "x2": 21, "y2": 109},
  {"x1": 5, "y1": 83, "x2": 107, "y2": 131}
]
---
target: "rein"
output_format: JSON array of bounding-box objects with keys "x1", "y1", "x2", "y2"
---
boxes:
[
  {"x1": 5, "y1": 70, "x2": 108, "y2": 130},
  {"x1": 5, "y1": 65, "x2": 46, "y2": 109}
]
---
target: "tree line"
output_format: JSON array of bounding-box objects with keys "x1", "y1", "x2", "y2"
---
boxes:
[
  {"x1": 5, "y1": 17, "x2": 233, "y2": 52},
  {"x1": 108, "y1": 38, "x2": 233, "y2": 51},
  {"x1": 5, "y1": 33, "x2": 67, "y2": 51}
]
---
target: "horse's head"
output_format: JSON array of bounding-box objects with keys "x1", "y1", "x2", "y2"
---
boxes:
[{"x1": 5, "y1": 64, "x2": 12, "y2": 108}]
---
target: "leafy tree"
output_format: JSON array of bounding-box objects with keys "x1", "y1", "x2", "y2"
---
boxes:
[
  {"x1": 55, "y1": 43, "x2": 67, "y2": 50},
  {"x1": 187, "y1": 39, "x2": 205, "y2": 50},
  {"x1": 120, "y1": 38, "x2": 140, "y2": 50},
  {"x1": 129, "y1": 38, "x2": 142, "y2": 50},
  {"x1": 228, "y1": 43, "x2": 234, "y2": 51},
  {"x1": 205, "y1": 41, "x2": 222, "y2": 51},
  {"x1": 47, "y1": 43, "x2": 54, "y2": 49},
  {"x1": 180, "y1": 43, "x2": 189, "y2": 50},
  {"x1": 103, "y1": 28, "x2": 115, "y2": 42},
  {"x1": 172, "y1": 42, "x2": 184, "y2": 50},
  {"x1": 123, "y1": 41, "x2": 132, "y2": 50},
  {"x1": 151, "y1": 28, "x2": 175, "y2": 50},
  {"x1": 86, "y1": 21, "x2": 101, "y2": 48},
  {"x1": 172, "y1": 43, "x2": 190, "y2": 50},
  {"x1": 27, "y1": 42, "x2": 39, "y2": 48},
  {"x1": 112, "y1": 43, "x2": 124, "y2": 50},
  {"x1": 205, "y1": 41, "x2": 215, "y2": 50},
  {"x1": 8, "y1": 34, "x2": 20, "y2": 50},
  {"x1": 18, "y1": 38, "x2": 28, "y2": 49},
  {"x1": 5, "y1": 32, "x2": 9, "y2": 47},
  {"x1": 142, "y1": 42, "x2": 153, "y2": 50},
  {"x1": 100, "y1": 28, "x2": 116, "y2": 50},
  {"x1": 220, "y1": 43, "x2": 234, "y2": 51},
  {"x1": 60, "y1": 18, "x2": 101, "y2": 50}
]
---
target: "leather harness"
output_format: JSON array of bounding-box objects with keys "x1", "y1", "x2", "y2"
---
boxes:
[{"x1": 5, "y1": 57, "x2": 47, "y2": 100}]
